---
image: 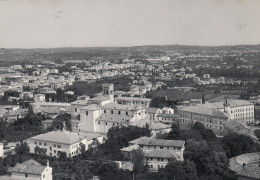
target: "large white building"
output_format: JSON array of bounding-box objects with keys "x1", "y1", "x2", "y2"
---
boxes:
[
  {"x1": 178, "y1": 99, "x2": 255, "y2": 136},
  {"x1": 121, "y1": 137, "x2": 185, "y2": 172},
  {"x1": 27, "y1": 130, "x2": 104, "y2": 157},
  {"x1": 115, "y1": 96, "x2": 151, "y2": 107}
]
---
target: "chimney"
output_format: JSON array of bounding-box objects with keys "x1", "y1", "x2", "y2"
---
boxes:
[
  {"x1": 243, "y1": 163, "x2": 247, "y2": 170},
  {"x1": 46, "y1": 160, "x2": 49, "y2": 167}
]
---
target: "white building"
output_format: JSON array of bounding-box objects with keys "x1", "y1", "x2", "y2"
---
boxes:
[
  {"x1": 27, "y1": 130, "x2": 96, "y2": 157},
  {"x1": 0, "y1": 143, "x2": 3, "y2": 158},
  {"x1": 121, "y1": 137, "x2": 185, "y2": 172},
  {"x1": 115, "y1": 97, "x2": 151, "y2": 107},
  {"x1": 33, "y1": 94, "x2": 46, "y2": 103},
  {"x1": 30, "y1": 102, "x2": 71, "y2": 116},
  {"x1": 8, "y1": 159, "x2": 52, "y2": 180}
]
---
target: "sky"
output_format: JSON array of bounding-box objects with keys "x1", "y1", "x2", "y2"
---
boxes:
[{"x1": 0, "y1": 0, "x2": 260, "y2": 48}]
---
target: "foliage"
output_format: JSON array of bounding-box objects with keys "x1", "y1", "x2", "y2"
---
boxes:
[
  {"x1": 184, "y1": 140, "x2": 229, "y2": 177},
  {"x1": 254, "y1": 129, "x2": 260, "y2": 138},
  {"x1": 221, "y1": 132, "x2": 260, "y2": 158},
  {"x1": 149, "y1": 96, "x2": 180, "y2": 109},
  {"x1": 132, "y1": 148, "x2": 148, "y2": 175},
  {"x1": 34, "y1": 146, "x2": 47, "y2": 156},
  {"x1": 167, "y1": 123, "x2": 181, "y2": 140}
]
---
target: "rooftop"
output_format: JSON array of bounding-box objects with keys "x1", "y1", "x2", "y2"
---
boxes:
[
  {"x1": 96, "y1": 113, "x2": 131, "y2": 123},
  {"x1": 9, "y1": 159, "x2": 47, "y2": 175},
  {"x1": 145, "y1": 107, "x2": 160, "y2": 113},
  {"x1": 129, "y1": 137, "x2": 185, "y2": 147},
  {"x1": 180, "y1": 105, "x2": 229, "y2": 118},
  {"x1": 103, "y1": 103, "x2": 143, "y2": 111},
  {"x1": 71, "y1": 100, "x2": 89, "y2": 105},
  {"x1": 89, "y1": 96, "x2": 111, "y2": 102},
  {"x1": 29, "y1": 130, "x2": 85, "y2": 145},
  {"x1": 115, "y1": 97, "x2": 151, "y2": 102},
  {"x1": 80, "y1": 104, "x2": 101, "y2": 111},
  {"x1": 129, "y1": 120, "x2": 171, "y2": 130},
  {"x1": 144, "y1": 149, "x2": 179, "y2": 159}
]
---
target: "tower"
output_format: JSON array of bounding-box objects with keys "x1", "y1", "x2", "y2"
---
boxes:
[{"x1": 102, "y1": 84, "x2": 114, "y2": 102}]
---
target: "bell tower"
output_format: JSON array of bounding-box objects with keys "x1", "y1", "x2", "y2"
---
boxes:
[{"x1": 102, "y1": 84, "x2": 114, "y2": 102}]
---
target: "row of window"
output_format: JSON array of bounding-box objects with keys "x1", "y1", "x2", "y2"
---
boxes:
[
  {"x1": 98, "y1": 121, "x2": 124, "y2": 127},
  {"x1": 139, "y1": 145, "x2": 182, "y2": 150},
  {"x1": 34, "y1": 141, "x2": 61, "y2": 148}
]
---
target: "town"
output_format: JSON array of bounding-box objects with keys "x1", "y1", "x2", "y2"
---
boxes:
[{"x1": 0, "y1": 45, "x2": 260, "y2": 180}]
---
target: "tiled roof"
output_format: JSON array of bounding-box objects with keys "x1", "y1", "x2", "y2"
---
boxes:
[
  {"x1": 145, "y1": 107, "x2": 160, "y2": 113},
  {"x1": 129, "y1": 120, "x2": 171, "y2": 130},
  {"x1": 29, "y1": 130, "x2": 84, "y2": 145},
  {"x1": 115, "y1": 97, "x2": 151, "y2": 102},
  {"x1": 96, "y1": 113, "x2": 131, "y2": 123},
  {"x1": 31, "y1": 102, "x2": 70, "y2": 107},
  {"x1": 236, "y1": 166, "x2": 260, "y2": 179},
  {"x1": 103, "y1": 103, "x2": 142, "y2": 111},
  {"x1": 9, "y1": 159, "x2": 46, "y2": 175},
  {"x1": 71, "y1": 100, "x2": 89, "y2": 105},
  {"x1": 89, "y1": 96, "x2": 110, "y2": 101},
  {"x1": 157, "y1": 113, "x2": 179, "y2": 118},
  {"x1": 180, "y1": 105, "x2": 229, "y2": 118},
  {"x1": 144, "y1": 149, "x2": 179, "y2": 159},
  {"x1": 80, "y1": 104, "x2": 101, "y2": 111},
  {"x1": 129, "y1": 137, "x2": 185, "y2": 147},
  {"x1": 120, "y1": 144, "x2": 140, "y2": 152}
]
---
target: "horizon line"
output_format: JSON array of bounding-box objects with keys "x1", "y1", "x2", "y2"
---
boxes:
[{"x1": 1, "y1": 43, "x2": 260, "y2": 50}]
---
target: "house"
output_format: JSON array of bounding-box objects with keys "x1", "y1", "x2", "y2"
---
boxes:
[
  {"x1": 121, "y1": 137, "x2": 185, "y2": 171},
  {"x1": 0, "y1": 143, "x2": 3, "y2": 158},
  {"x1": 179, "y1": 104, "x2": 230, "y2": 136},
  {"x1": 145, "y1": 107, "x2": 161, "y2": 121},
  {"x1": 7, "y1": 159, "x2": 52, "y2": 180},
  {"x1": 115, "y1": 97, "x2": 151, "y2": 107},
  {"x1": 30, "y1": 102, "x2": 71, "y2": 116},
  {"x1": 27, "y1": 130, "x2": 89, "y2": 157},
  {"x1": 42, "y1": 119, "x2": 54, "y2": 130}
]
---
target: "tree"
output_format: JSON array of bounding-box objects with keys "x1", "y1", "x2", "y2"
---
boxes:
[
  {"x1": 132, "y1": 148, "x2": 148, "y2": 176},
  {"x1": 79, "y1": 142, "x2": 86, "y2": 153},
  {"x1": 221, "y1": 132, "x2": 260, "y2": 158},
  {"x1": 165, "y1": 160, "x2": 198, "y2": 180},
  {"x1": 254, "y1": 129, "x2": 260, "y2": 138},
  {"x1": 184, "y1": 140, "x2": 230, "y2": 177},
  {"x1": 34, "y1": 146, "x2": 47, "y2": 156},
  {"x1": 168, "y1": 123, "x2": 181, "y2": 140},
  {"x1": 15, "y1": 142, "x2": 29, "y2": 155},
  {"x1": 58, "y1": 151, "x2": 67, "y2": 159}
]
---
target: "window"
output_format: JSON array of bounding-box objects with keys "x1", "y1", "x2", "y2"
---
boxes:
[
  {"x1": 25, "y1": 174, "x2": 28, "y2": 177},
  {"x1": 53, "y1": 144, "x2": 56, "y2": 147},
  {"x1": 118, "y1": 111, "x2": 121, "y2": 115},
  {"x1": 34, "y1": 141, "x2": 37, "y2": 145},
  {"x1": 57, "y1": 145, "x2": 61, "y2": 148},
  {"x1": 98, "y1": 121, "x2": 100, "y2": 124},
  {"x1": 86, "y1": 111, "x2": 88, "y2": 116},
  {"x1": 113, "y1": 123, "x2": 114, "y2": 126},
  {"x1": 54, "y1": 150, "x2": 56, "y2": 153},
  {"x1": 75, "y1": 108, "x2": 77, "y2": 112},
  {"x1": 157, "y1": 158, "x2": 160, "y2": 161},
  {"x1": 111, "y1": 110, "x2": 113, "y2": 114},
  {"x1": 44, "y1": 143, "x2": 47, "y2": 146},
  {"x1": 126, "y1": 112, "x2": 128, "y2": 115},
  {"x1": 105, "y1": 122, "x2": 107, "y2": 125},
  {"x1": 50, "y1": 147, "x2": 52, "y2": 151},
  {"x1": 104, "y1": 110, "x2": 106, "y2": 113},
  {"x1": 43, "y1": 174, "x2": 45, "y2": 178},
  {"x1": 39, "y1": 142, "x2": 42, "y2": 145}
]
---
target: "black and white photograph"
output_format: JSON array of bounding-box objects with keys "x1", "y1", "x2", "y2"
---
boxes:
[{"x1": 0, "y1": 0, "x2": 260, "y2": 179}]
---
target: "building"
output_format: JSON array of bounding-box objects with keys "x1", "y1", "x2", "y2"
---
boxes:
[
  {"x1": 209, "y1": 99, "x2": 255, "y2": 124},
  {"x1": 71, "y1": 100, "x2": 89, "y2": 119},
  {"x1": 115, "y1": 97, "x2": 151, "y2": 107},
  {"x1": 0, "y1": 143, "x2": 3, "y2": 158},
  {"x1": 121, "y1": 137, "x2": 185, "y2": 171},
  {"x1": 79, "y1": 103, "x2": 147, "y2": 133},
  {"x1": 33, "y1": 94, "x2": 46, "y2": 103},
  {"x1": 145, "y1": 107, "x2": 161, "y2": 121},
  {"x1": 41, "y1": 119, "x2": 54, "y2": 130},
  {"x1": 27, "y1": 130, "x2": 90, "y2": 157},
  {"x1": 179, "y1": 105, "x2": 229, "y2": 136},
  {"x1": 8, "y1": 159, "x2": 52, "y2": 180},
  {"x1": 229, "y1": 152, "x2": 260, "y2": 180},
  {"x1": 30, "y1": 102, "x2": 71, "y2": 116}
]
